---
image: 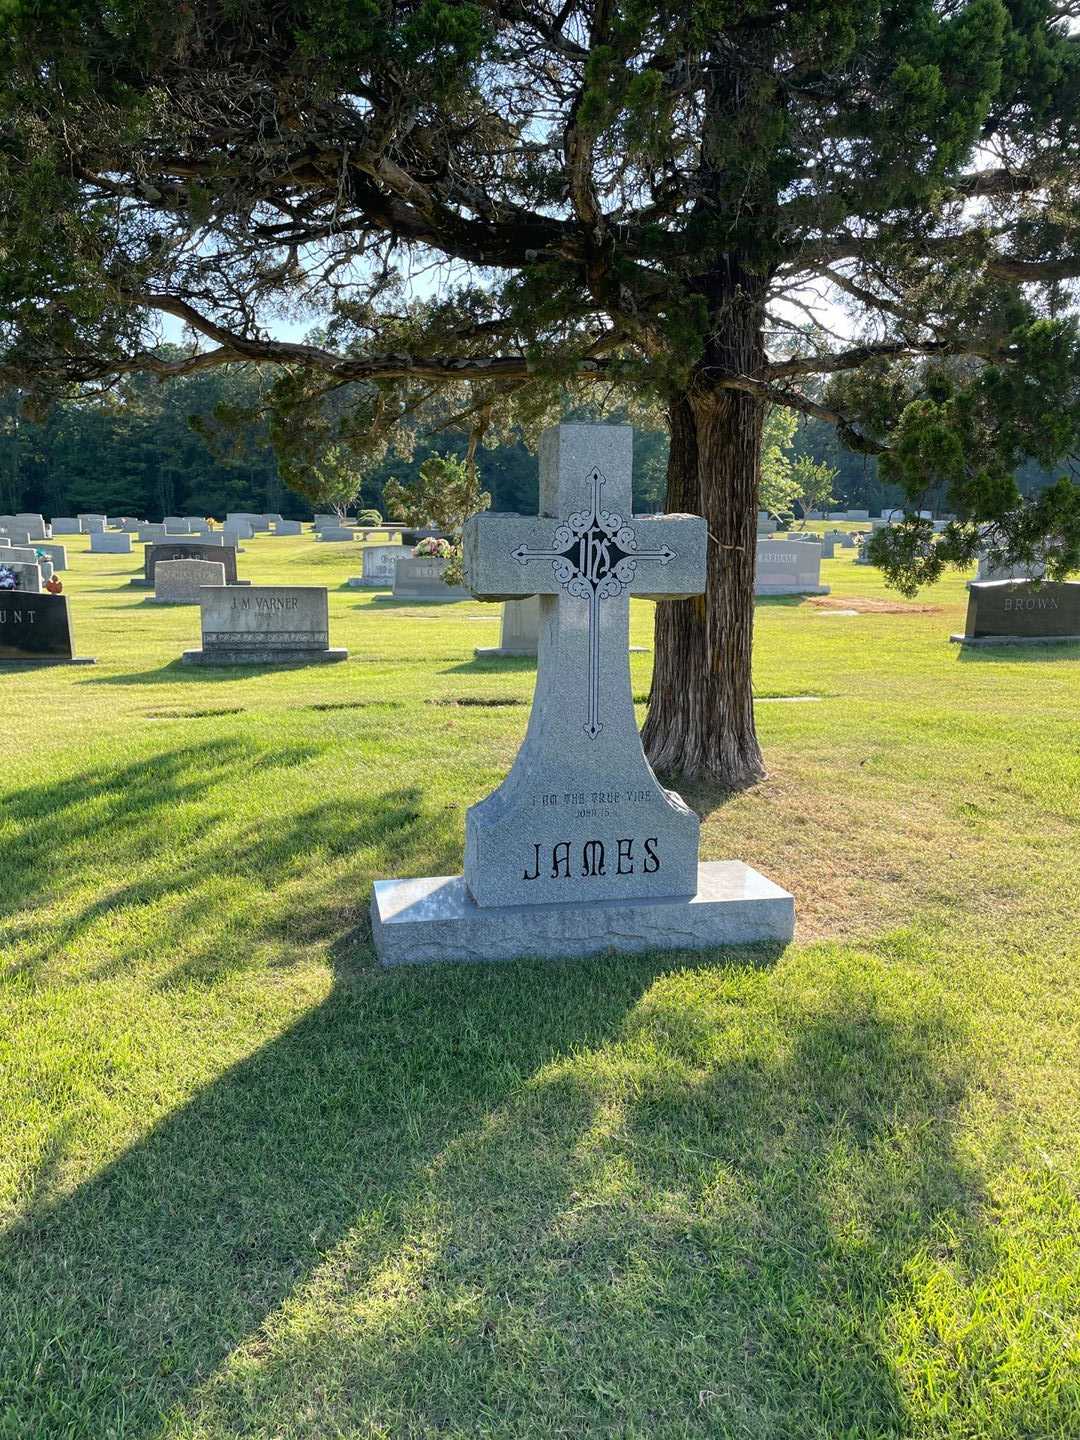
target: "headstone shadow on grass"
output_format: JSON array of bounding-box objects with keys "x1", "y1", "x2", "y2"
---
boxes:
[
  {"x1": 442, "y1": 655, "x2": 539, "y2": 674},
  {"x1": 76, "y1": 660, "x2": 277, "y2": 686},
  {"x1": 0, "y1": 945, "x2": 988, "y2": 1436}
]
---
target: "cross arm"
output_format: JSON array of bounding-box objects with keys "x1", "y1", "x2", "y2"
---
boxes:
[
  {"x1": 462, "y1": 515, "x2": 566, "y2": 599},
  {"x1": 626, "y1": 515, "x2": 707, "y2": 601}
]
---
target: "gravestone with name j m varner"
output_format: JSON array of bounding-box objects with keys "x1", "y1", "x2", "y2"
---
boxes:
[
  {"x1": 371, "y1": 424, "x2": 794, "y2": 965},
  {"x1": 184, "y1": 586, "x2": 347, "y2": 665}
]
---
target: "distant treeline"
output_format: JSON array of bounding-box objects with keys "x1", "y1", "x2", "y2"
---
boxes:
[{"x1": 0, "y1": 367, "x2": 1060, "y2": 521}]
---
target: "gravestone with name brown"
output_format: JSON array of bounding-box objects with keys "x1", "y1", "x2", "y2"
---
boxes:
[
  {"x1": 389, "y1": 554, "x2": 469, "y2": 601},
  {"x1": 952, "y1": 579, "x2": 1080, "y2": 646}
]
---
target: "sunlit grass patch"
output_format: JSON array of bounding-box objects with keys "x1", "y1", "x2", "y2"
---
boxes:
[{"x1": 2, "y1": 532, "x2": 1078, "y2": 1438}]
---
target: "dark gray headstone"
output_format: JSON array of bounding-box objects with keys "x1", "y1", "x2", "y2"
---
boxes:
[
  {"x1": 0, "y1": 591, "x2": 93, "y2": 664},
  {"x1": 953, "y1": 580, "x2": 1080, "y2": 645},
  {"x1": 139, "y1": 540, "x2": 241, "y2": 587}
]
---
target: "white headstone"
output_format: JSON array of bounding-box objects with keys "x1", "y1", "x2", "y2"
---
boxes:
[
  {"x1": 755, "y1": 540, "x2": 829, "y2": 595},
  {"x1": 350, "y1": 543, "x2": 407, "y2": 587},
  {"x1": 89, "y1": 531, "x2": 133, "y2": 555},
  {"x1": 0, "y1": 559, "x2": 43, "y2": 593}
]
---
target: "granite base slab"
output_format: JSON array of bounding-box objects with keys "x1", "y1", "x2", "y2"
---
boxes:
[
  {"x1": 950, "y1": 632, "x2": 1080, "y2": 647},
  {"x1": 182, "y1": 646, "x2": 348, "y2": 665},
  {"x1": 132, "y1": 577, "x2": 251, "y2": 588},
  {"x1": 371, "y1": 861, "x2": 795, "y2": 966},
  {"x1": 473, "y1": 644, "x2": 650, "y2": 658},
  {"x1": 756, "y1": 585, "x2": 831, "y2": 596},
  {"x1": 0, "y1": 656, "x2": 96, "y2": 666}
]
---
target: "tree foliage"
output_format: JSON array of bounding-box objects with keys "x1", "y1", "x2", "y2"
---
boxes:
[
  {"x1": 1, "y1": 0, "x2": 1077, "y2": 779},
  {"x1": 383, "y1": 452, "x2": 491, "y2": 535}
]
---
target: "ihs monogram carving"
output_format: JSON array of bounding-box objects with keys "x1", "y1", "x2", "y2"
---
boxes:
[{"x1": 509, "y1": 467, "x2": 678, "y2": 738}]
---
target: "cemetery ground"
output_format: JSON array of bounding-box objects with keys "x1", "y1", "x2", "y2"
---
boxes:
[{"x1": 2, "y1": 530, "x2": 1079, "y2": 1440}]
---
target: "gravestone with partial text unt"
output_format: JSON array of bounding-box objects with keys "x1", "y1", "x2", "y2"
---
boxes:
[
  {"x1": 370, "y1": 423, "x2": 794, "y2": 965},
  {"x1": 0, "y1": 590, "x2": 94, "y2": 664}
]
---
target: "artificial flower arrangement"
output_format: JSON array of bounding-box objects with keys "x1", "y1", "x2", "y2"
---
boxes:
[
  {"x1": 0, "y1": 564, "x2": 18, "y2": 591},
  {"x1": 412, "y1": 536, "x2": 454, "y2": 560},
  {"x1": 45, "y1": 576, "x2": 63, "y2": 594}
]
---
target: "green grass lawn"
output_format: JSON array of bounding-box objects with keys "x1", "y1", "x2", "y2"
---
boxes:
[{"x1": 2, "y1": 531, "x2": 1079, "y2": 1439}]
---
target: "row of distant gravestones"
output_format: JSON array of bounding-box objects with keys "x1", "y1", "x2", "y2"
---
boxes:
[
  {"x1": 3, "y1": 430, "x2": 1079, "y2": 977},
  {"x1": 3, "y1": 499, "x2": 1079, "y2": 668}
]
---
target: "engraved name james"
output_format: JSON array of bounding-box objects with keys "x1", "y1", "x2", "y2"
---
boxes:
[{"x1": 523, "y1": 837, "x2": 661, "y2": 881}]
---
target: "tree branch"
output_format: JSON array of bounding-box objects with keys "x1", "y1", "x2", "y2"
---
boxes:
[{"x1": 768, "y1": 338, "x2": 1005, "y2": 380}]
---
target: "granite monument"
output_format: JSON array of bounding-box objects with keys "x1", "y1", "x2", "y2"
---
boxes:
[{"x1": 371, "y1": 424, "x2": 794, "y2": 965}]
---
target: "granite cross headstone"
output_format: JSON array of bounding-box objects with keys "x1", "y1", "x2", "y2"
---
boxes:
[
  {"x1": 370, "y1": 424, "x2": 794, "y2": 962},
  {"x1": 460, "y1": 425, "x2": 707, "y2": 907}
]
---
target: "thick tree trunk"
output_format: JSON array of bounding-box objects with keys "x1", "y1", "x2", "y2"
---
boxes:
[{"x1": 642, "y1": 279, "x2": 767, "y2": 789}]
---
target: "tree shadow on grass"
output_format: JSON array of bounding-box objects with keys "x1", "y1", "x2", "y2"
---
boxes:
[
  {"x1": 0, "y1": 745, "x2": 989, "y2": 1436},
  {"x1": 0, "y1": 949, "x2": 986, "y2": 1437},
  {"x1": 0, "y1": 739, "x2": 449, "y2": 986},
  {"x1": 77, "y1": 662, "x2": 272, "y2": 685},
  {"x1": 442, "y1": 655, "x2": 538, "y2": 674}
]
